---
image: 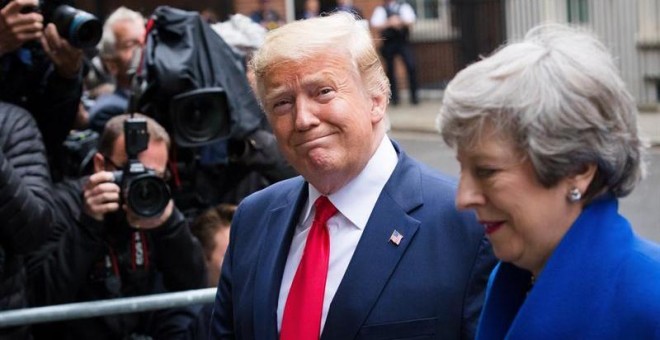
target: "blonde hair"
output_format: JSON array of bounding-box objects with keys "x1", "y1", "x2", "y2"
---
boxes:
[{"x1": 250, "y1": 11, "x2": 390, "y2": 102}]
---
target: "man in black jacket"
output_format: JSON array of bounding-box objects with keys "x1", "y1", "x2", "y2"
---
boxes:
[
  {"x1": 0, "y1": 101, "x2": 54, "y2": 339},
  {"x1": 27, "y1": 113, "x2": 206, "y2": 339},
  {"x1": 0, "y1": 0, "x2": 85, "y2": 181}
]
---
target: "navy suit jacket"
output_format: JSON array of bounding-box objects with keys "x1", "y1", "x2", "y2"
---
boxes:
[{"x1": 211, "y1": 141, "x2": 496, "y2": 339}]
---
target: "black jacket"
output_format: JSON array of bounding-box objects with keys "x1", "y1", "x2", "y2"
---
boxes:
[
  {"x1": 27, "y1": 177, "x2": 207, "y2": 339},
  {"x1": 0, "y1": 47, "x2": 83, "y2": 181},
  {"x1": 0, "y1": 101, "x2": 54, "y2": 338}
]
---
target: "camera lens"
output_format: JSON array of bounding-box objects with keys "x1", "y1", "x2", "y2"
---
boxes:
[
  {"x1": 126, "y1": 175, "x2": 170, "y2": 217},
  {"x1": 174, "y1": 98, "x2": 223, "y2": 144},
  {"x1": 52, "y1": 5, "x2": 102, "y2": 48},
  {"x1": 171, "y1": 88, "x2": 231, "y2": 146}
]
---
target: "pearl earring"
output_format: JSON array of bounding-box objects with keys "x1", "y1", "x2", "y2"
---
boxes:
[{"x1": 568, "y1": 187, "x2": 582, "y2": 203}]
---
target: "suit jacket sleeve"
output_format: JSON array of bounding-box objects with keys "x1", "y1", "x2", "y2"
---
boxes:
[
  {"x1": 211, "y1": 200, "x2": 243, "y2": 339},
  {"x1": 461, "y1": 235, "x2": 497, "y2": 339}
]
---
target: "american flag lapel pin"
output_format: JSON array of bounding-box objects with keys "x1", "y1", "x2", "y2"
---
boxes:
[{"x1": 389, "y1": 229, "x2": 403, "y2": 246}]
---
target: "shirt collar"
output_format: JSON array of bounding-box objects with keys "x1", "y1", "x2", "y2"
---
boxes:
[{"x1": 304, "y1": 135, "x2": 398, "y2": 229}]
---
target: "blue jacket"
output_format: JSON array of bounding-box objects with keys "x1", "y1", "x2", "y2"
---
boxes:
[
  {"x1": 477, "y1": 196, "x2": 660, "y2": 339},
  {"x1": 212, "y1": 141, "x2": 497, "y2": 339}
]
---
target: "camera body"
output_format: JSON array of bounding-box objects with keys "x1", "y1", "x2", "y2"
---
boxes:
[
  {"x1": 11, "y1": 0, "x2": 103, "y2": 48},
  {"x1": 112, "y1": 118, "x2": 171, "y2": 218}
]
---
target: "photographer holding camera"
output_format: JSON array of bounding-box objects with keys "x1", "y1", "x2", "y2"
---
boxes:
[
  {"x1": 27, "y1": 113, "x2": 206, "y2": 339},
  {"x1": 0, "y1": 0, "x2": 100, "y2": 181}
]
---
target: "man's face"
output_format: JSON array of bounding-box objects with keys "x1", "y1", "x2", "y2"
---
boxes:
[
  {"x1": 108, "y1": 19, "x2": 145, "y2": 82},
  {"x1": 207, "y1": 225, "x2": 230, "y2": 287},
  {"x1": 260, "y1": 51, "x2": 387, "y2": 194},
  {"x1": 104, "y1": 136, "x2": 169, "y2": 179}
]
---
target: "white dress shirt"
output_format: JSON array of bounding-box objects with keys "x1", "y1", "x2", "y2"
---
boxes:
[
  {"x1": 370, "y1": 1, "x2": 417, "y2": 27},
  {"x1": 277, "y1": 136, "x2": 398, "y2": 335}
]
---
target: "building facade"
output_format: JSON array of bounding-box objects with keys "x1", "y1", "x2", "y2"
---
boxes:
[{"x1": 76, "y1": 0, "x2": 658, "y2": 105}]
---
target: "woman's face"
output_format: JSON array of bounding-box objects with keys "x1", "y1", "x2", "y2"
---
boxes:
[{"x1": 455, "y1": 125, "x2": 582, "y2": 275}]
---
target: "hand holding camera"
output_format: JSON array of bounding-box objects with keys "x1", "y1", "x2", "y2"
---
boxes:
[
  {"x1": 0, "y1": 0, "x2": 43, "y2": 56},
  {"x1": 41, "y1": 22, "x2": 82, "y2": 78},
  {"x1": 82, "y1": 170, "x2": 173, "y2": 229},
  {"x1": 83, "y1": 118, "x2": 173, "y2": 228},
  {"x1": 124, "y1": 199, "x2": 173, "y2": 230},
  {"x1": 82, "y1": 170, "x2": 120, "y2": 222}
]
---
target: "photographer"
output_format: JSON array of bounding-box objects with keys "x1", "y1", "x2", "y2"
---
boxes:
[
  {"x1": 27, "y1": 113, "x2": 206, "y2": 339},
  {"x1": 0, "y1": 0, "x2": 86, "y2": 180},
  {"x1": 0, "y1": 101, "x2": 54, "y2": 339},
  {"x1": 88, "y1": 6, "x2": 145, "y2": 133}
]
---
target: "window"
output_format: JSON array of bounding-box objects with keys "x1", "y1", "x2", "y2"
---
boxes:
[
  {"x1": 567, "y1": 0, "x2": 588, "y2": 23},
  {"x1": 409, "y1": 0, "x2": 456, "y2": 42},
  {"x1": 637, "y1": 0, "x2": 660, "y2": 46},
  {"x1": 409, "y1": 0, "x2": 441, "y2": 20}
]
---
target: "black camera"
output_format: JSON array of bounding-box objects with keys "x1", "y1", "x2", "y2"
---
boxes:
[
  {"x1": 169, "y1": 87, "x2": 231, "y2": 147},
  {"x1": 112, "y1": 118, "x2": 171, "y2": 218},
  {"x1": 15, "y1": 0, "x2": 102, "y2": 48}
]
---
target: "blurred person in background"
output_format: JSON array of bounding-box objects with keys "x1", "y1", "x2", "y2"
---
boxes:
[
  {"x1": 249, "y1": 0, "x2": 284, "y2": 30},
  {"x1": 28, "y1": 113, "x2": 205, "y2": 339},
  {"x1": 0, "y1": 0, "x2": 85, "y2": 180},
  {"x1": 187, "y1": 203, "x2": 235, "y2": 339},
  {"x1": 191, "y1": 204, "x2": 235, "y2": 288},
  {"x1": 439, "y1": 23, "x2": 660, "y2": 338},
  {"x1": 333, "y1": 0, "x2": 362, "y2": 18},
  {"x1": 370, "y1": 0, "x2": 418, "y2": 106},
  {"x1": 297, "y1": 0, "x2": 320, "y2": 20},
  {"x1": 0, "y1": 101, "x2": 54, "y2": 339},
  {"x1": 88, "y1": 6, "x2": 145, "y2": 133}
]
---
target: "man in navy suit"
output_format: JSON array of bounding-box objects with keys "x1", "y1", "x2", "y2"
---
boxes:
[{"x1": 211, "y1": 12, "x2": 496, "y2": 340}]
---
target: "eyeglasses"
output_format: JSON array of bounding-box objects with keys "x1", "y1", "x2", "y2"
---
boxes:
[
  {"x1": 103, "y1": 155, "x2": 124, "y2": 171},
  {"x1": 102, "y1": 154, "x2": 171, "y2": 181}
]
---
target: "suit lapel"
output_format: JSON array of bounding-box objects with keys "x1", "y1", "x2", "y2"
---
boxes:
[
  {"x1": 322, "y1": 149, "x2": 424, "y2": 340},
  {"x1": 253, "y1": 182, "x2": 308, "y2": 340}
]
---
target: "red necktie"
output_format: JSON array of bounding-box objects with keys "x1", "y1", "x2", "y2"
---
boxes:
[{"x1": 280, "y1": 196, "x2": 337, "y2": 340}]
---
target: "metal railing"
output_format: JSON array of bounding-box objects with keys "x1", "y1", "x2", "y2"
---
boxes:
[{"x1": 0, "y1": 288, "x2": 217, "y2": 328}]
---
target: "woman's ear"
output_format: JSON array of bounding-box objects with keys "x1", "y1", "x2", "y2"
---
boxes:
[{"x1": 570, "y1": 163, "x2": 598, "y2": 194}]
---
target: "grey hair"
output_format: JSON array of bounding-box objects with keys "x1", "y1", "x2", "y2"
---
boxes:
[
  {"x1": 439, "y1": 23, "x2": 647, "y2": 199},
  {"x1": 97, "y1": 7, "x2": 145, "y2": 59},
  {"x1": 249, "y1": 11, "x2": 390, "y2": 103}
]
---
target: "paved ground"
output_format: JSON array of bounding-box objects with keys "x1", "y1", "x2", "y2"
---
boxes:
[{"x1": 387, "y1": 96, "x2": 660, "y2": 147}]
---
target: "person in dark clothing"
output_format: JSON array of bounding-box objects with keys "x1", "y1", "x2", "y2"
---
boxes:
[
  {"x1": 297, "y1": 0, "x2": 320, "y2": 20},
  {"x1": 370, "y1": 0, "x2": 419, "y2": 105},
  {"x1": 333, "y1": 0, "x2": 363, "y2": 18},
  {"x1": 0, "y1": 0, "x2": 84, "y2": 181},
  {"x1": 0, "y1": 101, "x2": 54, "y2": 339},
  {"x1": 249, "y1": 0, "x2": 284, "y2": 30},
  {"x1": 27, "y1": 113, "x2": 206, "y2": 339},
  {"x1": 187, "y1": 203, "x2": 235, "y2": 340},
  {"x1": 88, "y1": 6, "x2": 145, "y2": 134}
]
